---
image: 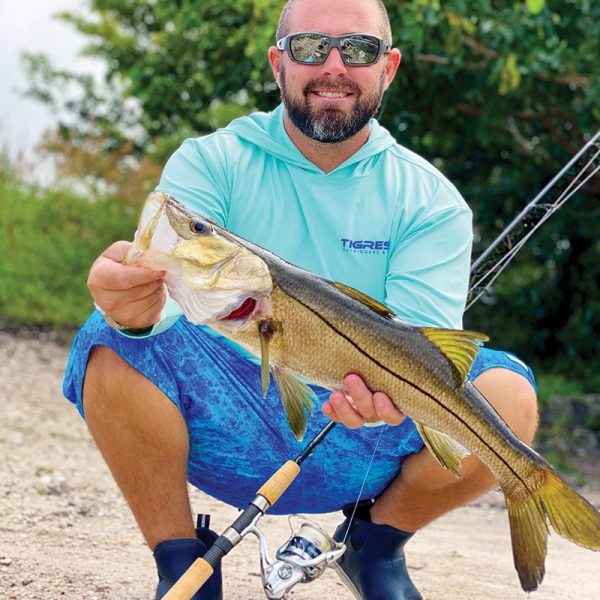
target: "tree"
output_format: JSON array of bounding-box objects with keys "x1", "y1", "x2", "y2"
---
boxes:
[{"x1": 23, "y1": 0, "x2": 600, "y2": 381}]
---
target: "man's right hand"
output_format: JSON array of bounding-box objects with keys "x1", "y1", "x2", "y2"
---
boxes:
[{"x1": 88, "y1": 241, "x2": 166, "y2": 330}]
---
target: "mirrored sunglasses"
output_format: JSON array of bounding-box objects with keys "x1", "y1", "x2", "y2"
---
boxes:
[{"x1": 276, "y1": 32, "x2": 390, "y2": 66}]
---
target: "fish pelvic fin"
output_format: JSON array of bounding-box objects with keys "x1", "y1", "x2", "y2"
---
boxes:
[
  {"x1": 420, "y1": 327, "x2": 489, "y2": 387},
  {"x1": 504, "y1": 467, "x2": 600, "y2": 592},
  {"x1": 415, "y1": 423, "x2": 470, "y2": 477},
  {"x1": 272, "y1": 366, "x2": 316, "y2": 442},
  {"x1": 258, "y1": 319, "x2": 276, "y2": 397}
]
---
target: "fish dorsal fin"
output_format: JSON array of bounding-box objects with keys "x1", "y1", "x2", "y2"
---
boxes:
[
  {"x1": 421, "y1": 327, "x2": 489, "y2": 386},
  {"x1": 415, "y1": 423, "x2": 470, "y2": 477},
  {"x1": 333, "y1": 282, "x2": 395, "y2": 319},
  {"x1": 271, "y1": 366, "x2": 316, "y2": 442}
]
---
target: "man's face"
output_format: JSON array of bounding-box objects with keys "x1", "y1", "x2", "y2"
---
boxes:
[{"x1": 269, "y1": 0, "x2": 400, "y2": 144}]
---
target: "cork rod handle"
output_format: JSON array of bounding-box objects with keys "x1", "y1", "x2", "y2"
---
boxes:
[{"x1": 162, "y1": 557, "x2": 214, "y2": 600}]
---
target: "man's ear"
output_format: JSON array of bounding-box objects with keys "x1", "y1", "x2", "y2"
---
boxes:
[
  {"x1": 383, "y1": 48, "x2": 401, "y2": 91},
  {"x1": 268, "y1": 46, "x2": 282, "y2": 87}
]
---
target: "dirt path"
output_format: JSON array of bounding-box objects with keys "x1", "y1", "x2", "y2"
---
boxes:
[{"x1": 1, "y1": 332, "x2": 599, "y2": 599}]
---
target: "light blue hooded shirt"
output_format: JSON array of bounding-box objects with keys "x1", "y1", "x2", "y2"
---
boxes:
[{"x1": 133, "y1": 104, "x2": 472, "y2": 357}]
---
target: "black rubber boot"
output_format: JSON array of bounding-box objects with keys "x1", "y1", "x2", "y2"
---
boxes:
[
  {"x1": 154, "y1": 516, "x2": 223, "y2": 600},
  {"x1": 333, "y1": 501, "x2": 423, "y2": 600}
]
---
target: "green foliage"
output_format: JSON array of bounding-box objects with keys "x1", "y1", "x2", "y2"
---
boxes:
[
  {"x1": 535, "y1": 372, "x2": 592, "y2": 408},
  {"x1": 0, "y1": 159, "x2": 137, "y2": 327},
  {"x1": 17, "y1": 0, "x2": 600, "y2": 379}
]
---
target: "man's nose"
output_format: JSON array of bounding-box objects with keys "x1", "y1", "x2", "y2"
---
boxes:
[{"x1": 320, "y1": 47, "x2": 348, "y2": 75}]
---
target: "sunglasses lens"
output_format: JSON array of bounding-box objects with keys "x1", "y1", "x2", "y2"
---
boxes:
[
  {"x1": 290, "y1": 34, "x2": 330, "y2": 64},
  {"x1": 341, "y1": 35, "x2": 380, "y2": 64}
]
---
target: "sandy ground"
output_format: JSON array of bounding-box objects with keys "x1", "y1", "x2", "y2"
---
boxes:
[{"x1": 1, "y1": 331, "x2": 599, "y2": 600}]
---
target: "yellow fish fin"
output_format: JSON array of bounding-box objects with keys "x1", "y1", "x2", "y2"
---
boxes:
[
  {"x1": 504, "y1": 467, "x2": 600, "y2": 592},
  {"x1": 415, "y1": 423, "x2": 470, "y2": 477},
  {"x1": 540, "y1": 468, "x2": 600, "y2": 550},
  {"x1": 420, "y1": 328, "x2": 489, "y2": 386},
  {"x1": 271, "y1": 366, "x2": 316, "y2": 442},
  {"x1": 132, "y1": 192, "x2": 167, "y2": 259},
  {"x1": 333, "y1": 282, "x2": 396, "y2": 319},
  {"x1": 258, "y1": 319, "x2": 276, "y2": 397},
  {"x1": 504, "y1": 489, "x2": 548, "y2": 592}
]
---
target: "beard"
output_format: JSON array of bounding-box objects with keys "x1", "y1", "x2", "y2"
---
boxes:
[{"x1": 279, "y1": 67, "x2": 386, "y2": 144}]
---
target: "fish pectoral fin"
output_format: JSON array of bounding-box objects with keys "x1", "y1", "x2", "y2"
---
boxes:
[
  {"x1": 332, "y1": 282, "x2": 396, "y2": 319},
  {"x1": 258, "y1": 319, "x2": 276, "y2": 397},
  {"x1": 415, "y1": 423, "x2": 470, "y2": 477},
  {"x1": 131, "y1": 192, "x2": 167, "y2": 259},
  {"x1": 420, "y1": 328, "x2": 489, "y2": 387},
  {"x1": 272, "y1": 366, "x2": 316, "y2": 442}
]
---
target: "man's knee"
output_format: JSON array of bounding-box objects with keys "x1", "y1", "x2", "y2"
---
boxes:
[
  {"x1": 83, "y1": 345, "x2": 146, "y2": 416},
  {"x1": 472, "y1": 368, "x2": 539, "y2": 444},
  {"x1": 85, "y1": 345, "x2": 129, "y2": 394}
]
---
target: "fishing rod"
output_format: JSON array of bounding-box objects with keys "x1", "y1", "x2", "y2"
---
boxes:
[
  {"x1": 164, "y1": 421, "x2": 343, "y2": 600},
  {"x1": 164, "y1": 131, "x2": 600, "y2": 600},
  {"x1": 467, "y1": 128, "x2": 600, "y2": 310}
]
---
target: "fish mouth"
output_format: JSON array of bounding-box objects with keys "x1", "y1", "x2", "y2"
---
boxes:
[{"x1": 220, "y1": 297, "x2": 257, "y2": 321}]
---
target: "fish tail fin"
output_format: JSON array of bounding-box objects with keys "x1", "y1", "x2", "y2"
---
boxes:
[
  {"x1": 504, "y1": 466, "x2": 600, "y2": 592},
  {"x1": 504, "y1": 486, "x2": 548, "y2": 592},
  {"x1": 538, "y1": 468, "x2": 600, "y2": 549}
]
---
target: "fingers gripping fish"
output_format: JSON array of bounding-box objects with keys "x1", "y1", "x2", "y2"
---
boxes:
[{"x1": 127, "y1": 192, "x2": 600, "y2": 593}]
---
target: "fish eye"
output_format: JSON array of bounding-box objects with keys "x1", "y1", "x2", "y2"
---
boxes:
[{"x1": 190, "y1": 220, "x2": 208, "y2": 234}]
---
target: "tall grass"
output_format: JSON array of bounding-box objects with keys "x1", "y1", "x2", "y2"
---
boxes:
[{"x1": 0, "y1": 156, "x2": 138, "y2": 328}]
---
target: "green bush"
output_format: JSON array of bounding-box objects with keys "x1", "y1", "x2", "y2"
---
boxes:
[{"x1": 0, "y1": 165, "x2": 138, "y2": 328}]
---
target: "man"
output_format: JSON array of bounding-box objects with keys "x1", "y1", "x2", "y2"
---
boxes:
[{"x1": 63, "y1": 0, "x2": 539, "y2": 598}]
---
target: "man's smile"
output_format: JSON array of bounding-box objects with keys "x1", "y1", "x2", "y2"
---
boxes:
[{"x1": 312, "y1": 91, "x2": 353, "y2": 98}]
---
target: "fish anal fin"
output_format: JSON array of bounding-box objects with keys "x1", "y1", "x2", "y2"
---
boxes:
[
  {"x1": 271, "y1": 366, "x2": 316, "y2": 442},
  {"x1": 333, "y1": 282, "x2": 396, "y2": 319},
  {"x1": 415, "y1": 423, "x2": 470, "y2": 477},
  {"x1": 421, "y1": 328, "x2": 489, "y2": 386},
  {"x1": 258, "y1": 319, "x2": 276, "y2": 397}
]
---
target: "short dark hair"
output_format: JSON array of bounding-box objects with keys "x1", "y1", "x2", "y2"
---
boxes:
[{"x1": 276, "y1": 0, "x2": 392, "y2": 45}]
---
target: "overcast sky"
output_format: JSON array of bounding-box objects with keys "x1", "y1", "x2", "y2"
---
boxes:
[{"x1": 0, "y1": 0, "x2": 103, "y2": 161}]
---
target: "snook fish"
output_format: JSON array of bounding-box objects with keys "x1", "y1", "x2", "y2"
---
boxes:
[{"x1": 127, "y1": 192, "x2": 600, "y2": 592}]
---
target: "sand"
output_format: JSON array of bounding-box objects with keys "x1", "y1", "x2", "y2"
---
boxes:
[{"x1": 1, "y1": 331, "x2": 599, "y2": 599}]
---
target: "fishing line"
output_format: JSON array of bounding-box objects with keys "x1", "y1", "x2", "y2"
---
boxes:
[
  {"x1": 468, "y1": 147, "x2": 599, "y2": 300},
  {"x1": 467, "y1": 130, "x2": 600, "y2": 310},
  {"x1": 467, "y1": 160, "x2": 600, "y2": 310},
  {"x1": 469, "y1": 129, "x2": 600, "y2": 276},
  {"x1": 467, "y1": 160, "x2": 600, "y2": 309},
  {"x1": 341, "y1": 424, "x2": 388, "y2": 545}
]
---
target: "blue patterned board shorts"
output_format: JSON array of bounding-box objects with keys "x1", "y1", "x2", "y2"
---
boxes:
[{"x1": 63, "y1": 311, "x2": 537, "y2": 515}]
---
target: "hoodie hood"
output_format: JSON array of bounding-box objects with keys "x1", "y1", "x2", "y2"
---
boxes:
[{"x1": 225, "y1": 103, "x2": 396, "y2": 176}]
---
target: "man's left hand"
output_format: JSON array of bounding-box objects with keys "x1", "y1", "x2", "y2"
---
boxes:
[{"x1": 322, "y1": 373, "x2": 406, "y2": 428}]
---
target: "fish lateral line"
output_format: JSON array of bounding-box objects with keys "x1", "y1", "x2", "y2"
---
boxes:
[{"x1": 281, "y1": 284, "x2": 537, "y2": 493}]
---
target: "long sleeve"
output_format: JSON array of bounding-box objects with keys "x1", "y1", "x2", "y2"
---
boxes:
[{"x1": 384, "y1": 183, "x2": 472, "y2": 329}]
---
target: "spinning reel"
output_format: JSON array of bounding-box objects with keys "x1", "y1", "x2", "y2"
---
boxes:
[{"x1": 251, "y1": 516, "x2": 345, "y2": 599}]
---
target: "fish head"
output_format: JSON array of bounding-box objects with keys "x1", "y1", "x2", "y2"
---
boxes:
[{"x1": 132, "y1": 192, "x2": 272, "y2": 327}]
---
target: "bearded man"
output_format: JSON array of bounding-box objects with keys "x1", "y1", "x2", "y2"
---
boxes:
[{"x1": 63, "y1": 0, "x2": 539, "y2": 598}]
